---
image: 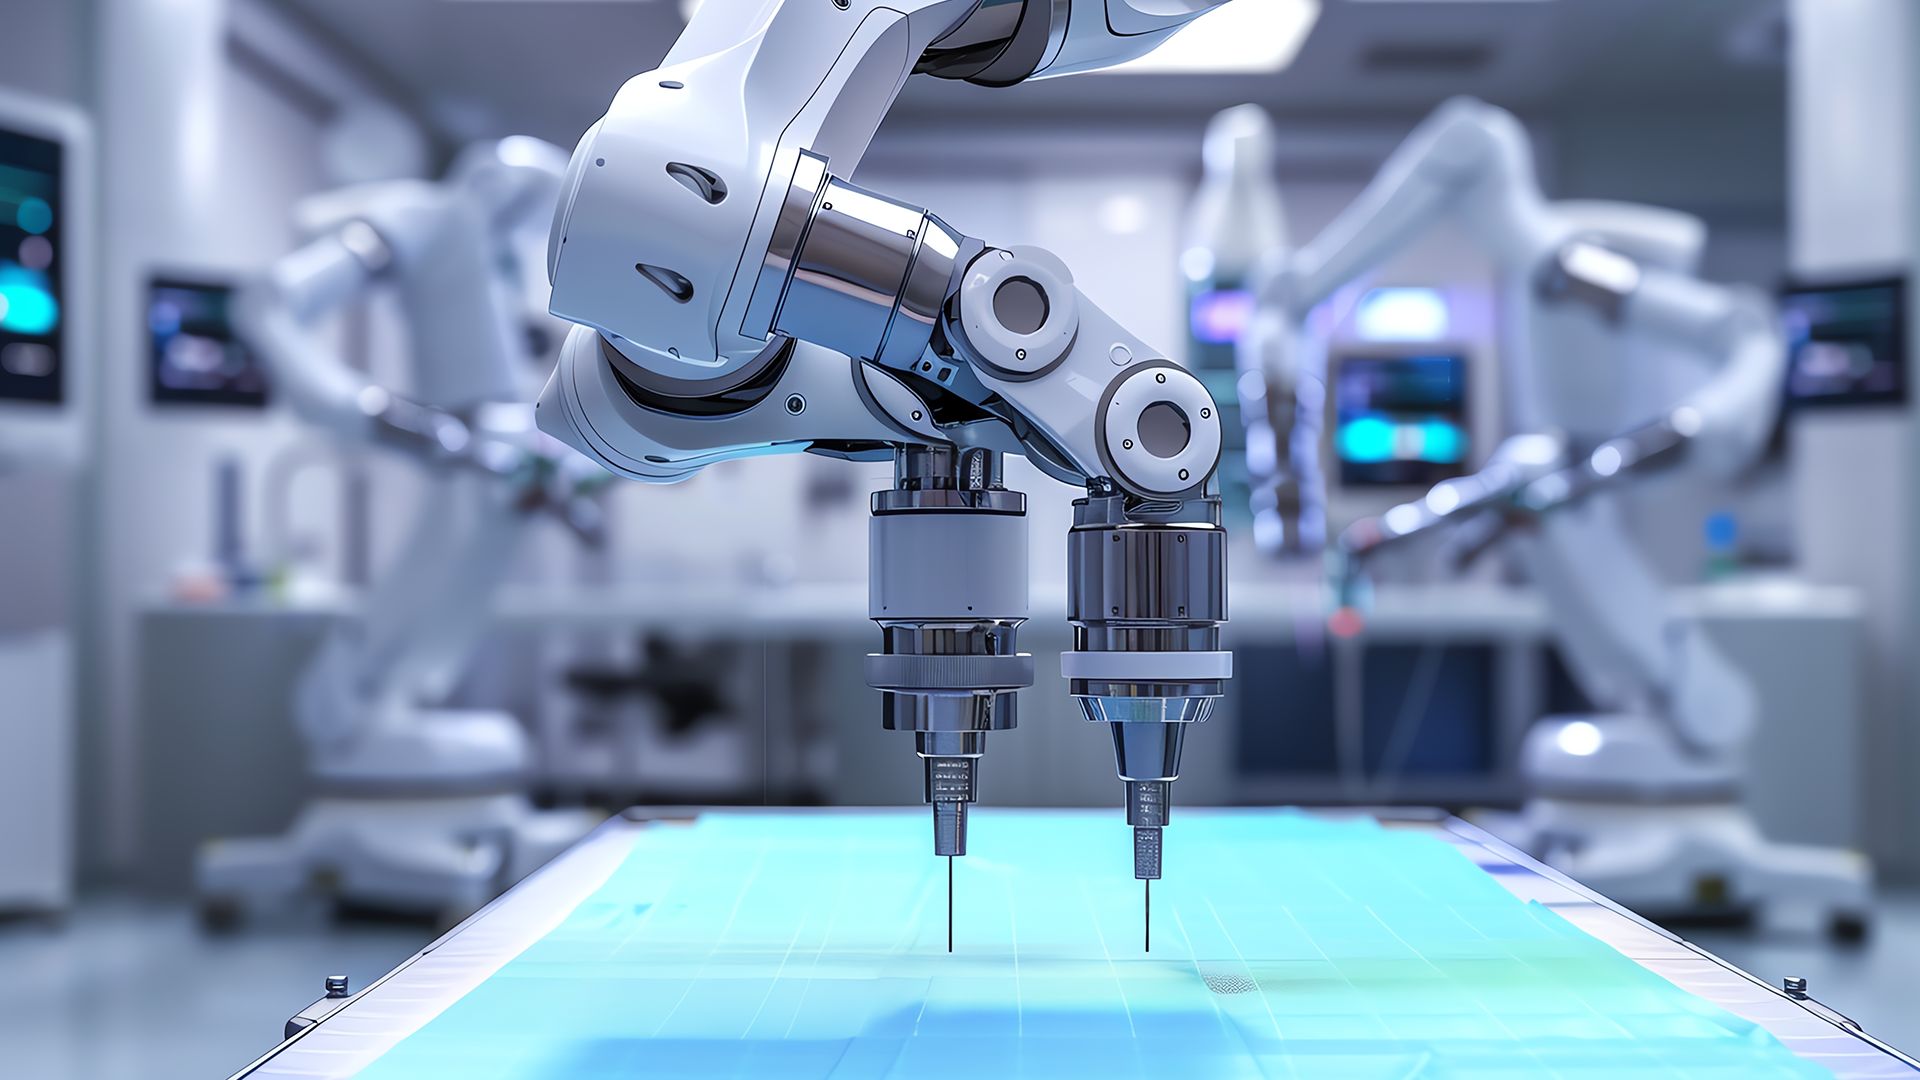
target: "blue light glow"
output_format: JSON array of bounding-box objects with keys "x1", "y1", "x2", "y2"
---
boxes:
[
  {"x1": 1338, "y1": 415, "x2": 1397, "y2": 462},
  {"x1": 15, "y1": 196, "x2": 52, "y2": 236},
  {"x1": 1355, "y1": 287, "x2": 1449, "y2": 342},
  {"x1": 1338, "y1": 414, "x2": 1466, "y2": 464},
  {"x1": 1189, "y1": 288, "x2": 1254, "y2": 344},
  {"x1": 0, "y1": 262, "x2": 58, "y2": 335}
]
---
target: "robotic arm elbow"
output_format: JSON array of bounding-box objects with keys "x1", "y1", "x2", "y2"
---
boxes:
[
  {"x1": 1630, "y1": 276, "x2": 1785, "y2": 477},
  {"x1": 236, "y1": 231, "x2": 385, "y2": 442}
]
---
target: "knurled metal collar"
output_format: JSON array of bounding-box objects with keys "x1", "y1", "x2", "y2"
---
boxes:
[{"x1": 871, "y1": 488, "x2": 1026, "y2": 514}]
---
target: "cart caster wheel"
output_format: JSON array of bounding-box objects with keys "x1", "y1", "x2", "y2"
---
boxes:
[
  {"x1": 1829, "y1": 911, "x2": 1869, "y2": 943},
  {"x1": 198, "y1": 896, "x2": 243, "y2": 934}
]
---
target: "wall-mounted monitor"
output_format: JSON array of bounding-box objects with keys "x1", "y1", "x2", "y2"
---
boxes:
[
  {"x1": 0, "y1": 126, "x2": 63, "y2": 403},
  {"x1": 1334, "y1": 353, "x2": 1468, "y2": 486},
  {"x1": 1780, "y1": 277, "x2": 1905, "y2": 407},
  {"x1": 148, "y1": 278, "x2": 269, "y2": 407}
]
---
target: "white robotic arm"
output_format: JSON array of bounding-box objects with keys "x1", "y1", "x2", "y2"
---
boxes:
[
  {"x1": 539, "y1": 0, "x2": 1233, "y2": 896},
  {"x1": 240, "y1": 140, "x2": 613, "y2": 761},
  {"x1": 1570, "y1": 251, "x2": 1785, "y2": 477},
  {"x1": 241, "y1": 219, "x2": 480, "y2": 462},
  {"x1": 1297, "y1": 99, "x2": 1784, "y2": 763},
  {"x1": 1269, "y1": 97, "x2": 1558, "y2": 322}
]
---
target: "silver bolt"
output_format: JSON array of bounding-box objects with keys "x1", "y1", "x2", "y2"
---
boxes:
[
  {"x1": 325, "y1": 974, "x2": 350, "y2": 999},
  {"x1": 1783, "y1": 976, "x2": 1808, "y2": 998}
]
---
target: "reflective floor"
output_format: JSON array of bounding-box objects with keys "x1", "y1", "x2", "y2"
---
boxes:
[
  {"x1": 0, "y1": 896, "x2": 432, "y2": 1080},
  {"x1": 1683, "y1": 890, "x2": 1920, "y2": 1059},
  {"x1": 0, "y1": 889, "x2": 1911, "y2": 1080}
]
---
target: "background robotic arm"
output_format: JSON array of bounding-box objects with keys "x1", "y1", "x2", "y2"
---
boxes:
[
  {"x1": 1283, "y1": 98, "x2": 1784, "y2": 768},
  {"x1": 539, "y1": 0, "x2": 1234, "y2": 895},
  {"x1": 239, "y1": 137, "x2": 607, "y2": 776}
]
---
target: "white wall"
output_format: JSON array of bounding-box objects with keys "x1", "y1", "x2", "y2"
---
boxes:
[
  {"x1": 1787, "y1": 0, "x2": 1918, "y2": 876},
  {"x1": 91, "y1": 0, "x2": 345, "y2": 874}
]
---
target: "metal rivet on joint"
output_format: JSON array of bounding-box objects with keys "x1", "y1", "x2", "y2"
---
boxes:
[
  {"x1": 786, "y1": 394, "x2": 806, "y2": 415},
  {"x1": 1016, "y1": 348, "x2": 1027, "y2": 360},
  {"x1": 1177, "y1": 534, "x2": 1186, "y2": 543},
  {"x1": 1122, "y1": 438, "x2": 1134, "y2": 450},
  {"x1": 1111, "y1": 606, "x2": 1120, "y2": 615},
  {"x1": 822, "y1": 202, "x2": 833, "y2": 211},
  {"x1": 1179, "y1": 469, "x2": 1189, "y2": 481},
  {"x1": 912, "y1": 411, "x2": 923, "y2": 422},
  {"x1": 1200, "y1": 407, "x2": 1211, "y2": 419},
  {"x1": 1156, "y1": 372, "x2": 1166, "y2": 383},
  {"x1": 595, "y1": 158, "x2": 605, "y2": 167}
]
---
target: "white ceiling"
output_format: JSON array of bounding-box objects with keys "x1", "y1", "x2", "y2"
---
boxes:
[{"x1": 270, "y1": 0, "x2": 1785, "y2": 152}]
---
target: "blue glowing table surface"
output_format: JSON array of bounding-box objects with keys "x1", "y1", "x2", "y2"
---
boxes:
[{"x1": 237, "y1": 809, "x2": 1918, "y2": 1080}]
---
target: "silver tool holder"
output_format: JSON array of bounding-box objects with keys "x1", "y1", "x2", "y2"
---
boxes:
[
  {"x1": 1064, "y1": 492, "x2": 1231, "y2": 879},
  {"x1": 746, "y1": 151, "x2": 967, "y2": 372},
  {"x1": 865, "y1": 446, "x2": 1033, "y2": 857}
]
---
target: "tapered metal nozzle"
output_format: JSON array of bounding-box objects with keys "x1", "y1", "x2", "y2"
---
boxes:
[
  {"x1": 924, "y1": 745, "x2": 979, "y2": 857},
  {"x1": 932, "y1": 796, "x2": 969, "y2": 857}
]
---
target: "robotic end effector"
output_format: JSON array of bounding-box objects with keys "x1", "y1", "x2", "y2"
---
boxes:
[
  {"x1": 781, "y1": 158, "x2": 1234, "y2": 884},
  {"x1": 536, "y1": 0, "x2": 1236, "y2": 892}
]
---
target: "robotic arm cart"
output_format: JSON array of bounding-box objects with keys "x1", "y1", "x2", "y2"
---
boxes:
[{"x1": 538, "y1": 0, "x2": 1235, "y2": 893}]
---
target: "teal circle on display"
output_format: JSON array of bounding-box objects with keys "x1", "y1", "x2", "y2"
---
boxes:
[
  {"x1": 16, "y1": 197, "x2": 52, "y2": 235},
  {"x1": 0, "y1": 266, "x2": 59, "y2": 334}
]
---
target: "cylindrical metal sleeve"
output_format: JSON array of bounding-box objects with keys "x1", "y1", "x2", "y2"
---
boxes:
[
  {"x1": 870, "y1": 512, "x2": 1029, "y2": 620},
  {"x1": 875, "y1": 216, "x2": 963, "y2": 369},
  {"x1": 1067, "y1": 526, "x2": 1227, "y2": 624}
]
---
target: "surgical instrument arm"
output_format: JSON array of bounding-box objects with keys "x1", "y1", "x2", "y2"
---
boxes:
[{"x1": 538, "y1": 0, "x2": 1233, "y2": 891}]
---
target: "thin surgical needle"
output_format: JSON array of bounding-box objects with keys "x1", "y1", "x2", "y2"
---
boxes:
[
  {"x1": 947, "y1": 855, "x2": 954, "y2": 953},
  {"x1": 1144, "y1": 879, "x2": 1151, "y2": 952}
]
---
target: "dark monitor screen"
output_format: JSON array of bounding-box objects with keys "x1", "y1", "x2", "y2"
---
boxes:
[
  {"x1": 1335, "y1": 353, "x2": 1468, "y2": 486},
  {"x1": 0, "y1": 127, "x2": 63, "y2": 403},
  {"x1": 149, "y1": 278, "x2": 269, "y2": 407},
  {"x1": 1781, "y1": 277, "x2": 1905, "y2": 406}
]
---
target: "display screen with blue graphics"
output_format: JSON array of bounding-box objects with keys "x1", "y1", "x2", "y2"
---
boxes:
[
  {"x1": 149, "y1": 279, "x2": 269, "y2": 406},
  {"x1": 0, "y1": 126, "x2": 62, "y2": 402},
  {"x1": 351, "y1": 811, "x2": 1828, "y2": 1080},
  {"x1": 1336, "y1": 353, "x2": 1467, "y2": 486}
]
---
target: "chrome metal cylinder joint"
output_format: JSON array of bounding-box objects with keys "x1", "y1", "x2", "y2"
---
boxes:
[
  {"x1": 865, "y1": 446, "x2": 1032, "y2": 858},
  {"x1": 743, "y1": 151, "x2": 968, "y2": 371},
  {"x1": 1064, "y1": 492, "x2": 1230, "y2": 879}
]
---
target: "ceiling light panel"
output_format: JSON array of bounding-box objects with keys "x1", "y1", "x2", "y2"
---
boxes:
[{"x1": 1103, "y1": 0, "x2": 1322, "y2": 75}]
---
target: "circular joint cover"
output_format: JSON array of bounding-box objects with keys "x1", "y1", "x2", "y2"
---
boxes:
[
  {"x1": 959, "y1": 246, "x2": 1078, "y2": 380},
  {"x1": 1096, "y1": 361, "x2": 1222, "y2": 498}
]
